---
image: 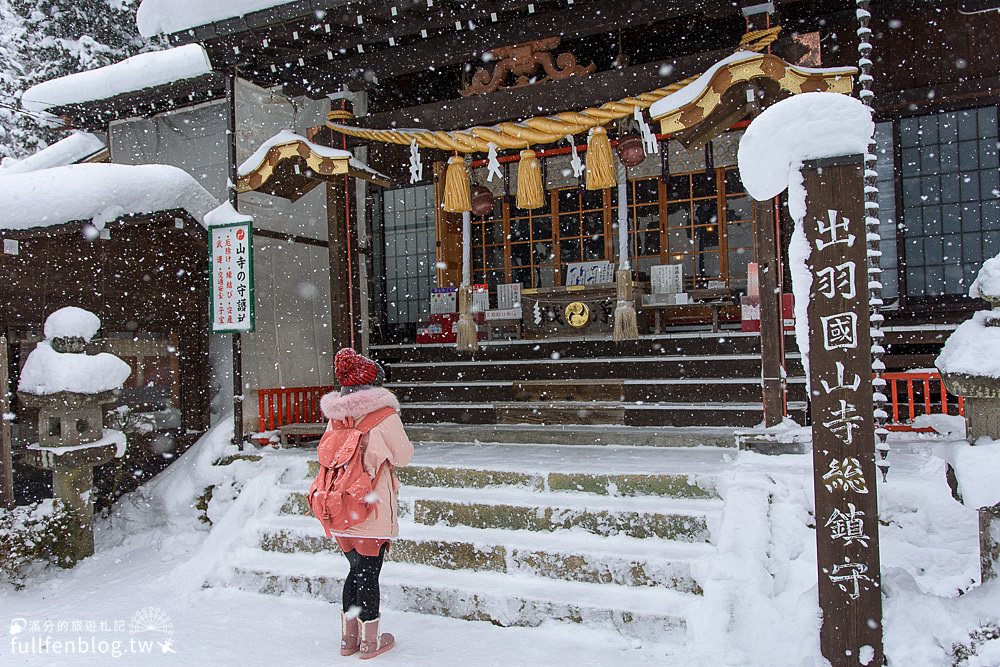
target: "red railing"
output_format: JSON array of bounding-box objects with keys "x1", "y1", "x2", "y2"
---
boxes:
[
  {"x1": 882, "y1": 371, "x2": 964, "y2": 432},
  {"x1": 257, "y1": 385, "x2": 335, "y2": 433}
]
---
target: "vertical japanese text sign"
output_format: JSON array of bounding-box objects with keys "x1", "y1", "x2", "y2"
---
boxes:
[
  {"x1": 210, "y1": 221, "x2": 255, "y2": 334},
  {"x1": 802, "y1": 155, "x2": 883, "y2": 666}
]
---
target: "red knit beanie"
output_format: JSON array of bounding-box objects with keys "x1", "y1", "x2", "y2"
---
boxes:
[{"x1": 335, "y1": 348, "x2": 380, "y2": 387}]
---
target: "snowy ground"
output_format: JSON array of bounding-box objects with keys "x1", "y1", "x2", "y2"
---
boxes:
[{"x1": 1, "y1": 420, "x2": 999, "y2": 666}]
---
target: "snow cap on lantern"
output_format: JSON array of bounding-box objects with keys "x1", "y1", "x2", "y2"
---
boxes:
[
  {"x1": 19, "y1": 308, "x2": 131, "y2": 401},
  {"x1": 937, "y1": 255, "x2": 1000, "y2": 440},
  {"x1": 969, "y1": 254, "x2": 1000, "y2": 310},
  {"x1": 42, "y1": 306, "x2": 101, "y2": 353}
]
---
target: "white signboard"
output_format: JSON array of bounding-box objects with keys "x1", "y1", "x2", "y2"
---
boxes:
[
  {"x1": 485, "y1": 308, "x2": 523, "y2": 321},
  {"x1": 566, "y1": 261, "x2": 614, "y2": 286},
  {"x1": 497, "y1": 283, "x2": 522, "y2": 310},
  {"x1": 430, "y1": 287, "x2": 458, "y2": 314},
  {"x1": 651, "y1": 264, "x2": 684, "y2": 294},
  {"x1": 472, "y1": 284, "x2": 490, "y2": 313},
  {"x1": 210, "y1": 222, "x2": 255, "y2": 333}
]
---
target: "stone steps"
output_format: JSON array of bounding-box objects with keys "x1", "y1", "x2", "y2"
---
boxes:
[
  {"x1": 259, "y1": 514, "x2": 709, "y2": 593},
  {"x1": 388, "y1": 377, "x2": 809, "y2": 405},
  {"x1": 371, "y1": 331, "x2": 773, "y2": 364},
  {"x1": 402, "y1": 423, "x2": 741, "y2": 447},
  {"x1": 215, "y1": 442, "x2": 729, "y2": 642},
  {"x1": 281, "y1": 486, "x2": 715, "y2": 542},
  {"x1": 307, "y1": 458, "x2": 719, "y2": 498},
  {"x1": 224, "y1": 548, "x2": 693, "y2": 641}
]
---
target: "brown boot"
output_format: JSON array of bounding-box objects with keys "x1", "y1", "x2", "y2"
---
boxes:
[
  {"x1": 359, "y1": 618, "x2": 394, "y2": 659},
  {"x1": 340, "y1": 611, "x2": 359, "y2": 656}
]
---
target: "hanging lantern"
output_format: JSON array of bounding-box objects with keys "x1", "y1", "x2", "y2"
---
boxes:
[
  {"x1": 585, "y1": 126, "x2": 616, "y2": 190},
  {"x1": 516, "y1": 149, "x2": 545, "y2": 209},
  {"x1": 470, "y1": 185, "x2": 494, "y2": 217},
  {"x1": 443, "y1": 155, "x2": 471, "y2": 213},
  {"x1": 616, "y1": 134, "x2": 645, "y2": 168}
]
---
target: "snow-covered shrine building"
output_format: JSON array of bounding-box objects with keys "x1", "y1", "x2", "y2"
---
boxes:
[{"x1": 2, "y1": 0, "x2": 996, "y2": 447}]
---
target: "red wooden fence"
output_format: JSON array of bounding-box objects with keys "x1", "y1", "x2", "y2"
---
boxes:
[
  {"x1": 882, "y1": 371, "x2": 964, "y2": 432},
  {"x1": 258, "y1": 385, "x2": 334, "y2": 433},
  {"x1": 255, "y1": 372, "x2": 963, "y2": 436}
]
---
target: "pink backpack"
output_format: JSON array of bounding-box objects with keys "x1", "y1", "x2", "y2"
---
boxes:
[{"x1": 307, "y1": 406, "x2": 396, "y2": 537}]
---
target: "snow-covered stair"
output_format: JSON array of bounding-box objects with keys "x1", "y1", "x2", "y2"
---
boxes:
[{"x1": 205, "y1": 442, "x2": 735, "y2": 644}]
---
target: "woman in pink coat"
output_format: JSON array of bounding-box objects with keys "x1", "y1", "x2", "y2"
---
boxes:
[{"x1": 319, "y1": 348, "x2": 414, "y2": 660}]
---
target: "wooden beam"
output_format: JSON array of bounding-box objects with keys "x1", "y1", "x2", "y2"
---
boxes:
[
  {"x1": 205, "y1": 1, "x2": 537, "y2": 71},
  {"x1": 0, "y1": 334, "x2": 13, "y2": 509},
  {"x1": 355, "y1": 42, "x2": 746, "y2": 131},
  {"x1": 305, "y1": 0, "x2": 740, "y2": 91}
]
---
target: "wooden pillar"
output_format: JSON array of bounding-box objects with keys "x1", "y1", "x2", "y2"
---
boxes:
[
  {"x1": 802, "y1": 155, "x2": 883, "y2": 666},
  {"x1": 0, "y1": 334, "x2": 13, "y2": 509},
  {"x1": 327, "y1": 182, "x2": 354, "y2": 351},
  {"x1": 753, "y1": 197, "x2": 786, "y2": 426},
  {"x1": 226, "y1": 69, "x2": 244, "y2": 447},
  {"x1": 434, "y1": 160, "x2": 462, "y2": 288}
]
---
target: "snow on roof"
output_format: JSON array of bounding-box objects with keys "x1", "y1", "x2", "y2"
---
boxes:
[
  {"x1": 21, "y1": 44, "x2": 213, "y2": 113},
  {"x1": 0, "y1": 163, "x2": 218, "y2": 231},
  {"x1": 238, "y1": 129, "x2": 389, "y2": 181},
  {"x1": 649, "y1": 51, "x2": 762, "y2": 118},
  {"x1": 0, "y1": 132, "x2": 106, "y2": 175},
  {"x1": 238, "y1": 129, "x2": 353, "y2": 176},
  {"x1": 649, "y1": 51, "x2": 858, "y2": 121},
  {"x1": 205, "y1": 202, "x2": 253, "y2": 228},
  {"x1": 136, "y1": 0, "x2": 298, "y2": 37}
]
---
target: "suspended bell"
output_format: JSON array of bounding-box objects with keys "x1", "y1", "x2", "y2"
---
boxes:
[
  {"x1": 616, "y1": 134, "x2": 645, "y2": 168},
  {"x1": 470, "y1": 185, "x2": 495, "y2": 217},
  {"x1": 443, "y1": 155, "x2": 471, "y2": 213},
  {"x1": 586, "y1": 126, "x2": 616, "y2": 190}
]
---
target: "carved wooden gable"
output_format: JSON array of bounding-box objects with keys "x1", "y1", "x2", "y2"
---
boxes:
[{"x1": 461, "y1": 37, "x2": 595, "y2": 97}]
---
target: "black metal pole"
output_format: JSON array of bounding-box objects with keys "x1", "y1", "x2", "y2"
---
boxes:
[{"x1": 226, "y1": 69, "x2": 244, "y2": 449}]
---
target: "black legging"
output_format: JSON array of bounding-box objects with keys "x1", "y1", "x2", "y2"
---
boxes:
[{"x1": 342, "y1": 544, "x2": 387, "y2": 622}]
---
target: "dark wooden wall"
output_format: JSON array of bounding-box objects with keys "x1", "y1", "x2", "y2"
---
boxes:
[
  {"x1": 824, "y1": 2, "x2": 1000, "y2": 116},
  {"x1": 0, "y1": 216, "x2": 211, "y2": 432}
]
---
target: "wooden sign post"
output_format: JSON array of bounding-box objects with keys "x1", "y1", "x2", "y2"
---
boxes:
[{"x1": 801, "y1": 155, "x2": 884, "y2": 665}]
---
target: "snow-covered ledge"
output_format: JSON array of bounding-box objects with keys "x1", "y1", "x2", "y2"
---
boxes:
[{"x1": 737, "y1": 91, "x2": 874, "y2": 387}]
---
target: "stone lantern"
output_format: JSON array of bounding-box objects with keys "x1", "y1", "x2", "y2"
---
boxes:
[
  {"x1": 937, "y1": 257, "x2": 1000, "y2": 581},
  {"x1": 937, "y1": 256, "x2": 1000, "y2": 440},
  {"x1": 17, "y1": 307, "x2": 131, "y2": 565}
]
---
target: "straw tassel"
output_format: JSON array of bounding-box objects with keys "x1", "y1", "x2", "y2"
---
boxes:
[
  {"x1": 585, "y1": 126, "x2": 616, "y2": 190},
  {"x1": 443, "y1": 155, "x2": 471, "y2": 213},
  {"x1": 613, "y1": 269, "x2": 638, "y2": 342},
  {"x1": 456, "y1": 211, "x2": 479, "y2": 353},
  {"x1": 613, "y1": 160, "x2": 637, "y2": 341},
  {"x1": 516, "y1": 149, "x2": 544, "y2": 209},
  {"x1": 456, "y1": 285, "x2": 479, "y2": 352}
]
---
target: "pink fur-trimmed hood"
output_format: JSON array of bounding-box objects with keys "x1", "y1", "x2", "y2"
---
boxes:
[{"x1": 320, "y1": 387, "x2": 400, "y2": 422}]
